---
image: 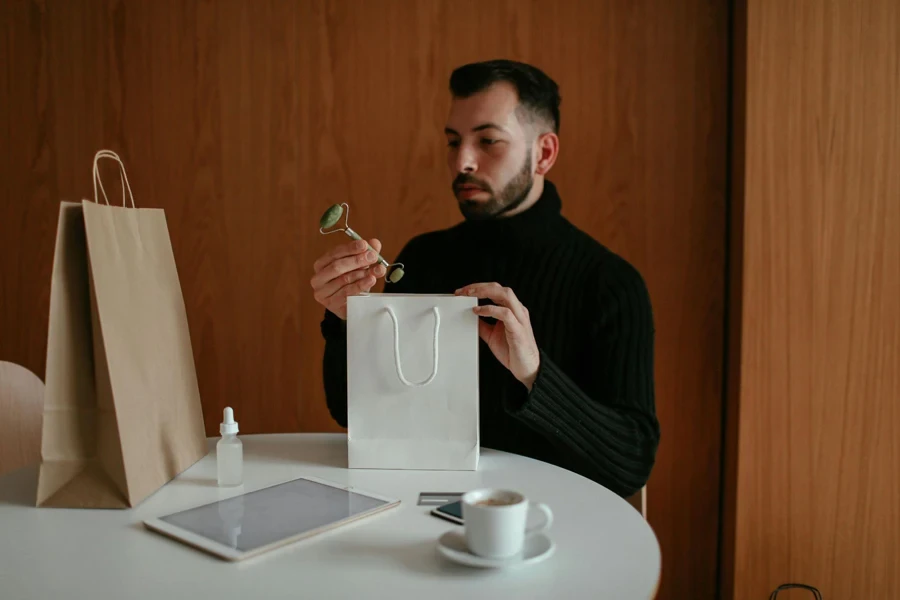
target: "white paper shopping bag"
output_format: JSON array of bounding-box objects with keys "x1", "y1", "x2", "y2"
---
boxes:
[{"x1": 346, "y1": 293, "x2": 479, "y2": 470}]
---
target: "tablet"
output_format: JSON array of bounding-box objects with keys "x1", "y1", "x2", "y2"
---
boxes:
[{"x1": 143, "y1": 476, "x2": 400, "y2": 561}]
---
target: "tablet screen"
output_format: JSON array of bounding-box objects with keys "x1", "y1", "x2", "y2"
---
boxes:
[{"x1": 158, "y1": 478, "x2": 391, "y2": 553}]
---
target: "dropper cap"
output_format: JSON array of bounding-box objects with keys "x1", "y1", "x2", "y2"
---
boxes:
[{"x1": 220, "y1": 407, "x2": 239, "y2": 435}]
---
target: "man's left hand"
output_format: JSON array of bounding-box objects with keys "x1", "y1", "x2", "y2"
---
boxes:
[{"x1": 455, "y1": 282, "x2": 540, "y2": 390}]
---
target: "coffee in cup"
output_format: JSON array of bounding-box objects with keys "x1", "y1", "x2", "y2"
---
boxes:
[{"x1": 474, "y1": 497, "x2": 515, "y2": 507}]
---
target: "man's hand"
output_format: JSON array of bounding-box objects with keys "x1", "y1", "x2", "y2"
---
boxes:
[
  {"x1": 455, "y1": 282, "x2": 540, "y2": 390},
  {"x1": 311, "y1": 238, "x2": 386, "y2": 320}
]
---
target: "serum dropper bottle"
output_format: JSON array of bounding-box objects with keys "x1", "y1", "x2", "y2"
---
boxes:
[{"x1": 217, "y1": 407, "x2": 243, "y2": 487}]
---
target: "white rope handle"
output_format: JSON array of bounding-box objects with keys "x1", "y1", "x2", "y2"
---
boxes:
[
  {"x1": 384, "y1": 306, "x2": 440, "y2": 387},
  {"x1": 93, "y1": 150, "x2": 136, "y2": 208}
]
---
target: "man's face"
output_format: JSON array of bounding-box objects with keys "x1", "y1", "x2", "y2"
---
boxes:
[{"x1": 444, "y1": 82, "x2": 535, "y2": 220}]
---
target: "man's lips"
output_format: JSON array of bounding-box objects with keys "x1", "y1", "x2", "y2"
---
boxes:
[
  {"x1": 455, "y1": 184, "x2": 486, "y2": 199},
  {"x1": 457, "y1": 188, "x2": 484, "y2": 199}
]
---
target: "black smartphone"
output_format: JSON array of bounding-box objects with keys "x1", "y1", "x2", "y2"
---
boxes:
[{"x1": 430, "y1": 500, "x2": 464, "y2": 525}]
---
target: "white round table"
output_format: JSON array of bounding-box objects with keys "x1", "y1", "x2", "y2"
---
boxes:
[{"x1": 0, "y1": 433, "x2": 660, "y2": 599}]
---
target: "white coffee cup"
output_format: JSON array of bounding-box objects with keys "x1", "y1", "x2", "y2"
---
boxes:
[{"x1": 460, "y1": 488, "x2": 553, "y2": 559}]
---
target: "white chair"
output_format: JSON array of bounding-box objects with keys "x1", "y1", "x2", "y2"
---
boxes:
[{"x1": 0, "y1": 361, "x2": 44, "y2": 476}]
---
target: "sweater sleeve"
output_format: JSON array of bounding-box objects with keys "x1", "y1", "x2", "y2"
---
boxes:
[
  {"x1": 321, "y1": 309, "x2": 349, "y2": 428},
  {"x1": 507, "y1": 259, "x2": 660, "y2": 498}
]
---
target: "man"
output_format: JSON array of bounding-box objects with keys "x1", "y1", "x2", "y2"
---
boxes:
[{"x1": 310, "y1": 60, "x2": 659, "y2": 498}]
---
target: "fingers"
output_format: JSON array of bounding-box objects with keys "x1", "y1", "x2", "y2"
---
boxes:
[
  {"x1": 320, "y1": 263, "x2": 385, "y2": 300},
  {"x1": 455, "y1": 282, "x2": 529, "y2": 324},
  {"x1": 311, "y1": 238, "x2": 388, "y2": 319},
  {"x1": 311, "y1": 251, "x2": 376, "y2": 289},
  {"x1": 313, "y1": 237, "x2": 382, "y2": 271},
  {"x1": 310, "y1": 238, "x2": 384, "y2": 290},
  {"x1": 478, "y1": 319, "x2": 495, "y2": 344},
  {"x1": 314, "y1": 239, "x2": 368, "y2": 273},
  {"x1": 472, "y1": 303, "x2": 517, "y2": 325},
  {"x1": 314, "y1": 266, "x2": 369, "y2": 301},
  {"x1": 329, "y1": 272, "x2": 379, "y2": 309}
]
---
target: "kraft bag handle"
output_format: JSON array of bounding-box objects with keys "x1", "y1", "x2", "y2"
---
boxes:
[
  {"x1": 384, "y1": 306, "x2": 440, "y2": 387},
  {"x1": 93, "y1": 150, "x2": 137, "y2": 208},
  {"x1": 769, "y1": 584, "x2": 823, "y2": 600}
]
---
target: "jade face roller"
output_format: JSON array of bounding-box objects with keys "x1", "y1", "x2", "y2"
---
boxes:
[{"x1": 319, "y1": 202, "x2": 405, "y2": 283}]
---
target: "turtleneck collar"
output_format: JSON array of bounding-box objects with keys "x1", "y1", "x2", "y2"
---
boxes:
[{"x1": 456, "y1": 179, "x2": 564, "y2": 237}]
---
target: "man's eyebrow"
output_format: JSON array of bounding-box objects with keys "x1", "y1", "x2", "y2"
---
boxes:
[
  {"x1": 444, "y1": 123, "x2": 509, "y2": 136},
  {"x1": 472, "y1": 122, "x2": 508, "y2": 133}
]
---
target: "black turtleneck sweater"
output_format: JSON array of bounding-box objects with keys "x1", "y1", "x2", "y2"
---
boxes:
[{"x1": 320, "y1": 181, "x2": 660, "y2": 498}]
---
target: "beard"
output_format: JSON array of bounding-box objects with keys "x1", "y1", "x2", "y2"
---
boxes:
[{"x1": 453, "y1": 153, "x2": 534, "y2": 221}]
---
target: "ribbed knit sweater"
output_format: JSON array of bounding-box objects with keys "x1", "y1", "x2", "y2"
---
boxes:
[{"x1": 320, "y1": 180, "x2": 660, "y2": 497}]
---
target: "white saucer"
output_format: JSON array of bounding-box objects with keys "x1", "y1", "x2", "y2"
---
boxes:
[{"x1": 436, "y1": 530, "x2": 555, "y2": 569}]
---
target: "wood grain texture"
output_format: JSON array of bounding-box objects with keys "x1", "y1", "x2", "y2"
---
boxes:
[
  {"x1": 0, "y1": 361, "x2": 44, "y2": 476},
  {"x1": 727, "y1": 0, "x2": 900, "y2": 598},
  {"x1": 0, "y1": 2, "x2": 727, "y2": 597}
]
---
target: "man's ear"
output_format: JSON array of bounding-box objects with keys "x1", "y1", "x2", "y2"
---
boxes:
[{"x1": 534, "y1": 132, "x2": 559, "y2": 175}]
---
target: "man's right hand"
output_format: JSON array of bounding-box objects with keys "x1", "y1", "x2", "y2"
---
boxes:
[{"x1": 311, "y1": 238, "x2": 386, "y2": 320}]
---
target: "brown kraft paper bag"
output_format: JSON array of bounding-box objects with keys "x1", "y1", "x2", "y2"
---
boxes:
[{"x1": 36, "y1": 150, "x2": 207, "y2": 508}]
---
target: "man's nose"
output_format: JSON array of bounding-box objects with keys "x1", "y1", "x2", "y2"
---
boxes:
[{"x1": 454, "y1": 146, "x2": 477, "y2": 174}]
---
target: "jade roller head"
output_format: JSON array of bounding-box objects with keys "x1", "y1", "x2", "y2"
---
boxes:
[{"x1": 319, "y1": 202, "x2": 405, "y2": 283}]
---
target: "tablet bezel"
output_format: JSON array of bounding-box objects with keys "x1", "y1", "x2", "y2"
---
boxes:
[{"x1": 142, "y1": 475, "x2": 401, "y2": 561}]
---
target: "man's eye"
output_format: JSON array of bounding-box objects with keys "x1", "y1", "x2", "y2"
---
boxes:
[
  {"x1": 481, "y1": 138, "x2": 499, "y2": 145},
  {"x1": 447, "y1": 140, "x2": 460, "y2": 148}
]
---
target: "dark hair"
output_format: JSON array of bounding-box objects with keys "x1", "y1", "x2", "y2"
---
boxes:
[{"x1": 449, "y1": 59, "x2": 561, "y2": 134}]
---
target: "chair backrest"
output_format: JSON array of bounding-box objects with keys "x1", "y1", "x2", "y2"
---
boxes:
[
  {"x1": 627, "y1": 485, "x2": 648, "y2": 520},
  {"x1": 0, "y1": 361, "x2": 44, "y2": 476}
]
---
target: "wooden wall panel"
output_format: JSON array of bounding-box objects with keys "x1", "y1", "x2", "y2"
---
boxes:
[
  {"x1": 1, "y1": 2, "x2": 728, "y2": 597},
  {"x1": 725, "y1": 0, "x2": 900, "y2": 598}
]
